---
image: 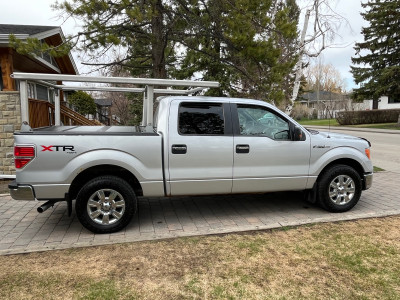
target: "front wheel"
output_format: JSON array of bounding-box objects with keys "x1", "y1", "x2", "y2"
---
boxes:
[
  {"x1": 317, "y1": 165, "x2": 362, "y2": 212},
  {"x1": 75, "y1": 176, "x2": 137, "y2": 233}
]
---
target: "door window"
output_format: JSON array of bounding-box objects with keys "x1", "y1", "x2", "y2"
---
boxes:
[
  {"x1": 237, "y1": 105, "x2": 290, "y2": 140},
  {"x1": 178, "y1": 103, "x2": 225, "y2": 135}
]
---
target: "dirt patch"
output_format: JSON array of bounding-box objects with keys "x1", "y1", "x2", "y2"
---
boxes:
[
  {"x1": 0, "y1": 216, "x2": 399, "y2": 299},
  {"x1": 0, "y1": 179, "x2": 12, "y2": 194}
]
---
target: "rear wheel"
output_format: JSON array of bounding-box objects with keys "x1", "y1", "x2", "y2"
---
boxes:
[
  {"x1": 317, "y1": 165, "x2": 362, "y2": 212},
  {"x1": 75, "y1": 176, "x2": 137, "y2": 233}
]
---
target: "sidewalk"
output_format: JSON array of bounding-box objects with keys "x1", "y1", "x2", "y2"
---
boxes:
[{"x1": 0, "y1": 171, "x2": 398, "y2": 256}]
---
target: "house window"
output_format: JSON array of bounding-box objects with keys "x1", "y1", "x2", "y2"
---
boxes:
[
  {"x1": 36, "y1": 84, "x2": 49, "y2": 101},
  {"x1": 27, "y1": 83, "x2": 35, "y2": 99},
  {"x1": 39, "y1": 40, "x2": 59, "y2": 69},
  {"x1": 388, "y1": 95, "x2": 400, "y2": 103}
]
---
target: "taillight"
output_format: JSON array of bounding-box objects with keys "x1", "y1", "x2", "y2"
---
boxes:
[
  {"x1": 15, "y1": 159, "x2": 32, "y2": 169},
  {"x1": 14, "y1": 145, "x2": 35, "y2": 169},
  {"x1": 14, "y1": 146, "x2": 35, "y2": 157}
]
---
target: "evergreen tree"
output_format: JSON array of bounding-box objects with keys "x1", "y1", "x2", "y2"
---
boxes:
[
  {"x1": 174, "y1": 0, "x2": 299, "y2": 104},
  {"x1": 67, "y1": 91, "x2": 97, "y2": 115},
  {"x1": 351, "y1": 0, "x2": 400, "y2": 108}
]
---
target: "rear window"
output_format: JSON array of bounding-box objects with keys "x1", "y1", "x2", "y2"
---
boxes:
[{"x1": 178, "y1": 102, "x2": 225, "y2": 135}]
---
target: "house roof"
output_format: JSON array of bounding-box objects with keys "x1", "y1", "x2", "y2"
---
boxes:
[
  {"x1": 299, "y1": 91, "x2": 350, "y2": 102},
  {"x1": 0, "y1": 24, "x2": 78, "y2": 75},
  {"x1": 95, "y1": 99, "x2": 112, "y2": 106},
  {"x1": 0, "y1": 24, "x2": 59, "y2": 35}
]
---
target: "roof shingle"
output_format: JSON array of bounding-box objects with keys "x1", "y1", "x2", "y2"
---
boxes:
[{"x1": 0, "y1": 24, "x2": 59, "y2": 35}]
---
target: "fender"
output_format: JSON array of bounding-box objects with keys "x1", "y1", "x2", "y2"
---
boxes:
[
  {"x1": 310, "y1": 146, "x2": 373, "y2": 176},
  {"x1": 65, "y1": 149, "x2": 164, "y2": 197}
]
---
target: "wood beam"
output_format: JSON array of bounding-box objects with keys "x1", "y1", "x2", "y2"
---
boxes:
[
  {"x1": 57, "y1": 81, "x2": 64, "y2": 102},
  {"x1": 0, "y1": 48, "x2": 16, "y2": 91}
]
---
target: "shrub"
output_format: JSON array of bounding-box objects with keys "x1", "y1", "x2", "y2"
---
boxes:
[
  {"x1": 67, "y1": 91, "x2": 97, "y2": 115},
  {"x1": 336, "y1": 109, "x2": 400, "y2": 125},
  {"x1": 291, "y1": 104, "x2": 312, "y2": 120}
]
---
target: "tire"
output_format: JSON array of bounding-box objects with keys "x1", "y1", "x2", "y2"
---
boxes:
[
  {"x1": 317, "y1": 164, "x2": 362, "y2": 212},
  {"x1": 75, "y1": 176, "x2": 137, "y2": 234}
]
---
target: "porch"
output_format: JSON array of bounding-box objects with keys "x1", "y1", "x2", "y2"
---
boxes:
[{"x1": 28, "y1": 98, "x2": 98, "y2": 128}]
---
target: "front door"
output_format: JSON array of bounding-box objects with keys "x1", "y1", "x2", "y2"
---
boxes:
[
  {"x1": 167, "y1": 100, "x2": 234, "y2": 196},
  {"x1": 232, "y1": 104, "x2": 311, "y2": 193}
]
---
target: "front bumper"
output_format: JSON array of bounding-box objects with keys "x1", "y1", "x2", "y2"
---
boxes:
[
  {"x1": 363, "y1": 173, "x2": 373, "y2": 190},
  {"x1": 8, "y1": 180, "x2": 36, "y2": 201}
]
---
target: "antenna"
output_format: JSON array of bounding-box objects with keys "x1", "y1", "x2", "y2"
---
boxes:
[
  {"x1": 324, "y1": 100, "x2": 332, "y2": 138},
  {"x1": 329, "y1": 117, "x2": 331, "y2": 132}
]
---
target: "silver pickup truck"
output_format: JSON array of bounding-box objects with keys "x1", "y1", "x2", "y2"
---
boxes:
[{"x1": 9, "y1": 96, "x2": 373, "y2": 233}]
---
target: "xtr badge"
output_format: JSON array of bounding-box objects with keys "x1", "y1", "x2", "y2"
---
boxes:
[{"x1": 41, "y1": 145, "x2": 75, "y2": 153}]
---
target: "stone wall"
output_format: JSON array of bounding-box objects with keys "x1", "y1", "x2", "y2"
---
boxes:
[{"x1": 0, "y1": 91, "x2": 21, "y2": 175}]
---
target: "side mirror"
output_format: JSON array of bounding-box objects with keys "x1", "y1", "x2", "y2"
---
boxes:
[{"x1": 293, "y1": 126, "x2": 304, "y2": 141}]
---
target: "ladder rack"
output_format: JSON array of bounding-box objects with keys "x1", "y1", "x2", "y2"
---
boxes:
[{"x1": 11, "y1": 72, "x2": 219, "y2": 127}]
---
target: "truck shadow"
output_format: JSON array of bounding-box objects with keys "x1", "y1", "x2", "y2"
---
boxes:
[{"x1": 52, "y1": 191, "x2": 320, "y2": 235}]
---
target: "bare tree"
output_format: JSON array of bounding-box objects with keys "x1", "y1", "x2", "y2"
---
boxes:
[
  {"x1": 305, "y1": 62, "x2": 346, "y2": 93},
  {"x1": 98, "y1": 64, "x2": 138, "y2": 125},
  {"x1": 286, "y1": 0, "x2": 349, "y2": 115}
]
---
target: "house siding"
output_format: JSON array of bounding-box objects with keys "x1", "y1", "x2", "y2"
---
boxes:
[{"x1": 364, "y1": 96, "x2": 400, "y2": 110}]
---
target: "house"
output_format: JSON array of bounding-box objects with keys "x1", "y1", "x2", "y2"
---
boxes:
[
  {"x1": 0, "y1": 24, "x2": 78, "y2": 93},
  {"x1": 0, "y1": 24, "x2": 94, "y2": 176},
  {"x1": 0, "y1": 24, "x2": 93, "y2": 128},
  {"x1": 297, "y1": 91, "x2": 366, "y2": 119},
  {"x1": 94, "y1": 98, "x2": 112, "y2": 125},
  {"x1": 363, "y1": 95, "x2": 400, "y2": 110}
]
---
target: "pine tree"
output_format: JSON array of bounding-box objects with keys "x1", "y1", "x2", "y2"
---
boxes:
[
  {"x1": 351, "y1": 0, "x2": 400, "y2": 108},
  {"x1": 174, "y1": 0, "x2": 299, "y2": 105}
]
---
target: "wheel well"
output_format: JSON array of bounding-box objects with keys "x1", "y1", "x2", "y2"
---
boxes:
[
  {"x1": 69, "y1": 165, "x2": 143, "y2": 200},
  {"x1": 318, "y1": 158, "x2": 365, "y2": 183}
]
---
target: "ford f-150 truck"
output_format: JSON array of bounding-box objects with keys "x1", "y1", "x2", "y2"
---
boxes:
[{"x1": 9, "y1": 96, "x2": 373, "y2": 233}]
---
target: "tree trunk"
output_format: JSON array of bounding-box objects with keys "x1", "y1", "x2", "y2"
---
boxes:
[
  {"x1": 151, "y1": 0, "x2": 167, "y2": 79},
  {"x1": 286, "y1": 8, "x2": 311, "y2": 115}
]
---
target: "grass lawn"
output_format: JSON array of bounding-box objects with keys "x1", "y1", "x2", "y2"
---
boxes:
[
  {"x1": 374, "y1": 166, "x2": 385, "y2": 172},
  {"x1": 298, "y1": 118, "x2": 339, "y2": 126},
  {"x1": 1, "y1": 216, "x2": 399, "y2": 299},
  {"x1": 298, "y1": 119, "x2": 400, "y2": 130},
  {"x1": 352, "y1": 123, "x2": 400, "y2": 130}
]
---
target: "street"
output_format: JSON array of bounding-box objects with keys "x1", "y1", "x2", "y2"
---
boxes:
[{"x1": 308, "y1": 127, "x2": 400, "y2": 174}]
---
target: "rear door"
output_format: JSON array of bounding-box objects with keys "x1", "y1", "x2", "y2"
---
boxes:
[
  {"x1": 232, "y1": 103, "x2": 311, "y2": 193},
  {"x1": 167, "y1": 100, "x2": 234, "y2": 196}
]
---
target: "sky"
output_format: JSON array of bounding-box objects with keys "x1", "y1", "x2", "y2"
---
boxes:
[{"x1": 2, "y1": 0, "x2": 368, "y2": 90}]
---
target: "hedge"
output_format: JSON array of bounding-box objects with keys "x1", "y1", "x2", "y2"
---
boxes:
[{"x1": 336, "y1": 109, "x2": 400, "y2": 125}]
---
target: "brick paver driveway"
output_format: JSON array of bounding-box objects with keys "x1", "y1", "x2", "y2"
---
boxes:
[{"x1": 0, "y1": 171, "x2": 398, "y2": 255}]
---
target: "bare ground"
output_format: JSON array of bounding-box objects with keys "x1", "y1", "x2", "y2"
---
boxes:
[{"x1": 0, "y1": 216, "x2": 399, "y2": 299}]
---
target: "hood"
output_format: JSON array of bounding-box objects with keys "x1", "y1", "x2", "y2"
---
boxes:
[
  {"x1": 308, "y1": 129, "x2": 371, "y2": 150},
  {"x1": 317, "y1": 131, "x2": 362, "y2": 141}
]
